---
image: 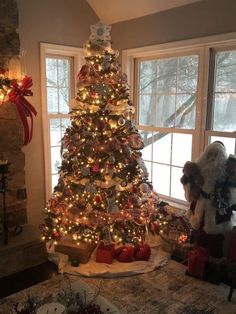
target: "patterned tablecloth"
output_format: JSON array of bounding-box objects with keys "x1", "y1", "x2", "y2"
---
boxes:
[{"x1": 0, "y1": 260, "x2": 236, "y2": 314}]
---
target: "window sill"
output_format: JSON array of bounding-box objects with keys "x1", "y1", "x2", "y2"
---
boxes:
[{"x1": 158, "y1": 194, "x2": 189, "y2": 213}]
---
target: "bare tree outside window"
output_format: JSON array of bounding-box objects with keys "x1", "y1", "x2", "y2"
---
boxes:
[
  {"x1": 137, "y1": 55, "x2": 197, "y2": 200},
  {"x1": 46, "y1": 57, "x2": 72, "y2": 191},
  {"x1": 138, "y1": 56, "x2": 198, "y2": 129},
  {"x1": 137, "y1": 49, "x2": 236, "y2": 202},
  {"x1": 213, "y1": 51, "x2": 236, "y2": 132}
]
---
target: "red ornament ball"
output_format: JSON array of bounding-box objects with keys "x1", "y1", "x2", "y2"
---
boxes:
[
  {"x1": 115, "y1": 245, "x2": 134, "y2": 263},
  {"x1": 134, "y1": 244, "x2": 151, "y2": 261},
  {"x1": 151, "y1": 222, "x2": 159, "y2": 233},
  {"x1": 52, "y1": 231, "x2": 61, "y2": 240},
  {"x1": 93, "y1": 162, "x2": 100, "y2": 172},
  {"x1": 94, "y1": 195, "x2": 102, "y2": 203},
  {"x1": 130, "y1": 186, "x2": 138, "y2": 193}
]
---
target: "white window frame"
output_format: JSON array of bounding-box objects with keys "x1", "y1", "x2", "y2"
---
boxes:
[
  {"x1": 40, "y1": 43, "x2": 83, "y2": 200},
  {"x1": 122, "y1": 32, "x2": 236, "y2": 207}
]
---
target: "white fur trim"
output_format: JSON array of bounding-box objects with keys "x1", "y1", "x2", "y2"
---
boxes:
[
  {"x1": 197, "y1": 142, "x2": 227, "y2": 194},
  {"x1": 188, "y1": 196, "x2": 236, "y2": 234},
  {"x1": 229, "y1": 187, "x2": 236, "y2": 207}
]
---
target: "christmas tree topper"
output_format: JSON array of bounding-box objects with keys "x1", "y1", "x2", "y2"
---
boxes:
[{"x1": 90, "y1": 22, "x2": 111, "y2": 42}]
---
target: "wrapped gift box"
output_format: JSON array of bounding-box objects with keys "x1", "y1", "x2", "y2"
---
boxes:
[
  {"x1": 160, "y1": 215, "x2": 193, "y2": 262},
  {"x1": 161, "y1": 238, "x2": 193, "y2": 262},
  {"x1": 96, "y1": 241, "x2": 115, "y2": 264},
  {"x1": 187, "y1": 247, "x2": 208, "y2": 279},
  {"x1": 55, "y1": 238, "x2": 96, "y2": 264}
]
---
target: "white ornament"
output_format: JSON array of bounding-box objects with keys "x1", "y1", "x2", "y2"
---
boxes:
[
  {"x1": 106, "y1": 103, "x2": 130, "y2": 115},
  {"x1": 90, "y1": 22, "x2": 111, "y2": 42},
  {"x1": 36, "y1": 303, "x2": 65, "y2": 314},
  {"x1": 70, "y1": 99, "x2": 100, "y2": 112},
  {"x1": 115, "y1": 182, "x2": 132, "y2": 191},
  {"x1": 129, "y1": 106, "x2": 135, "y2": 114},
  {"x1": 139, "y1": 183, "x2": 150, "y2": 193}
]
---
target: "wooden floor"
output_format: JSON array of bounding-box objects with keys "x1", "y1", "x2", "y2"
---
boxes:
[{"x1": 0, "y1": 261, "x2": 58, "y2": 299}]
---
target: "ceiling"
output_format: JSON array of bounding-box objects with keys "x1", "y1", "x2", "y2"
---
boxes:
[{"x1": 86, "y1": 0, "x2": 202, "y2": 25}]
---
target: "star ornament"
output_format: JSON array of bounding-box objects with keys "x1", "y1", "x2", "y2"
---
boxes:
[{"x1": 90, "y1": 22, "x2": 111, "y2": 42}]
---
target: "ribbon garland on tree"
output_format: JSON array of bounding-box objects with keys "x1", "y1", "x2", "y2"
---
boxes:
[{"x1": 5, "y1": 76, "x2": 37, "y2": 145}]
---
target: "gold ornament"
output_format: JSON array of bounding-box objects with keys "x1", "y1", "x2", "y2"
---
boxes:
[{"x1": 118, "y1": 117, "x2": 126, "y2": 126}]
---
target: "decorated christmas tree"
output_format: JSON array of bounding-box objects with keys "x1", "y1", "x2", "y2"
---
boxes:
[{"x1": 41, "y1": 22, "x2": 164, "y2": 247}]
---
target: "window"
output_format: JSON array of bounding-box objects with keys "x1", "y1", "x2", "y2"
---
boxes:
[
  {"x1": 207, "y1": 49, "x2": 236, "y2": 153},
  {"x1": 123, "y1": 34, "x2": 236, "y2": 205},
  {"x1": 40, "y1": 44, "x2": 82, "y2": 200},
  {"x1": 137, "y1": 55, "x2": 198, "y2": 201}
]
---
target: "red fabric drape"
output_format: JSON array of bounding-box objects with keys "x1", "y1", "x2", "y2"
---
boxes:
[{"x1": 8, "y1": 76, "x2": 37, "y2": 145}]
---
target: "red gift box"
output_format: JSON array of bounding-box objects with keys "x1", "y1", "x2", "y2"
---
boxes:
[
  {"x1": 187, "y1": 247, "x2": 208, "y2": 279},
  {"x1": 228, "y1": 227, "x2": 236, "y2": 263},
  {"x1": 96, "y1": 241, "x2": 115, "y2": 264}
]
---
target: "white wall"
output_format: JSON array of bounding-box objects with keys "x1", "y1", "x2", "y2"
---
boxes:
[
  {"x1": 17, "y1": 0, "x2": 98, "y2": 225},
  {"x1": 111, "y1": 0, "x2": 236, "y2": 51}
]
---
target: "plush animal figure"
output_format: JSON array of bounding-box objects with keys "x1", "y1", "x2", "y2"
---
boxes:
[{"x1": 180, "y1": 161, "x2": 204, "y2": 202}]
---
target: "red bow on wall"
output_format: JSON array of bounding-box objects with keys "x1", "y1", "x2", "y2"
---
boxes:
[{"x1": 8, "y1": 76, "x2": 37, "y2": 145}]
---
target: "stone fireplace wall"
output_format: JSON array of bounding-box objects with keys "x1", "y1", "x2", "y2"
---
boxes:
[
  {"x1": 0, "y1": 0, "x2": 20, "y2": 71},
  {"x1": 0, "y1": 0, "x2": 27, "y2": 229},
  {"x1": 0, "y1": 104, "x2": 27, "y2": 228}
]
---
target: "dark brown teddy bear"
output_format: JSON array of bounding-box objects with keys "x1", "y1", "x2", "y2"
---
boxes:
[{"x1": 180, "y1": 161, "x2": 204, "y2": 202}]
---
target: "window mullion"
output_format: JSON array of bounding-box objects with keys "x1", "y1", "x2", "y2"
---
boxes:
[
  {"x1": 206, "y1": 48, "x2": 216, "y2": 134},
  {"x1": 133, "y1": 59, "x2": 139, "y2": 123},
  {"x1": 206, "y1": 130, "x2": 236, "y2": 137},
  {"x1": 191, "y1": 47, "x2": 209, "y2": 160},
  {"x1": 136, "y1": 124, "x2": 194, "y2": 134},
  {"x1": 56, "y1": 59, "x2": 60, "y2": 114}
]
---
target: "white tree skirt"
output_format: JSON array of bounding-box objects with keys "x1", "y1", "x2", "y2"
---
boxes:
[{"x1": 47, "y1": 235, "x2": 170, "y2": 278}]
